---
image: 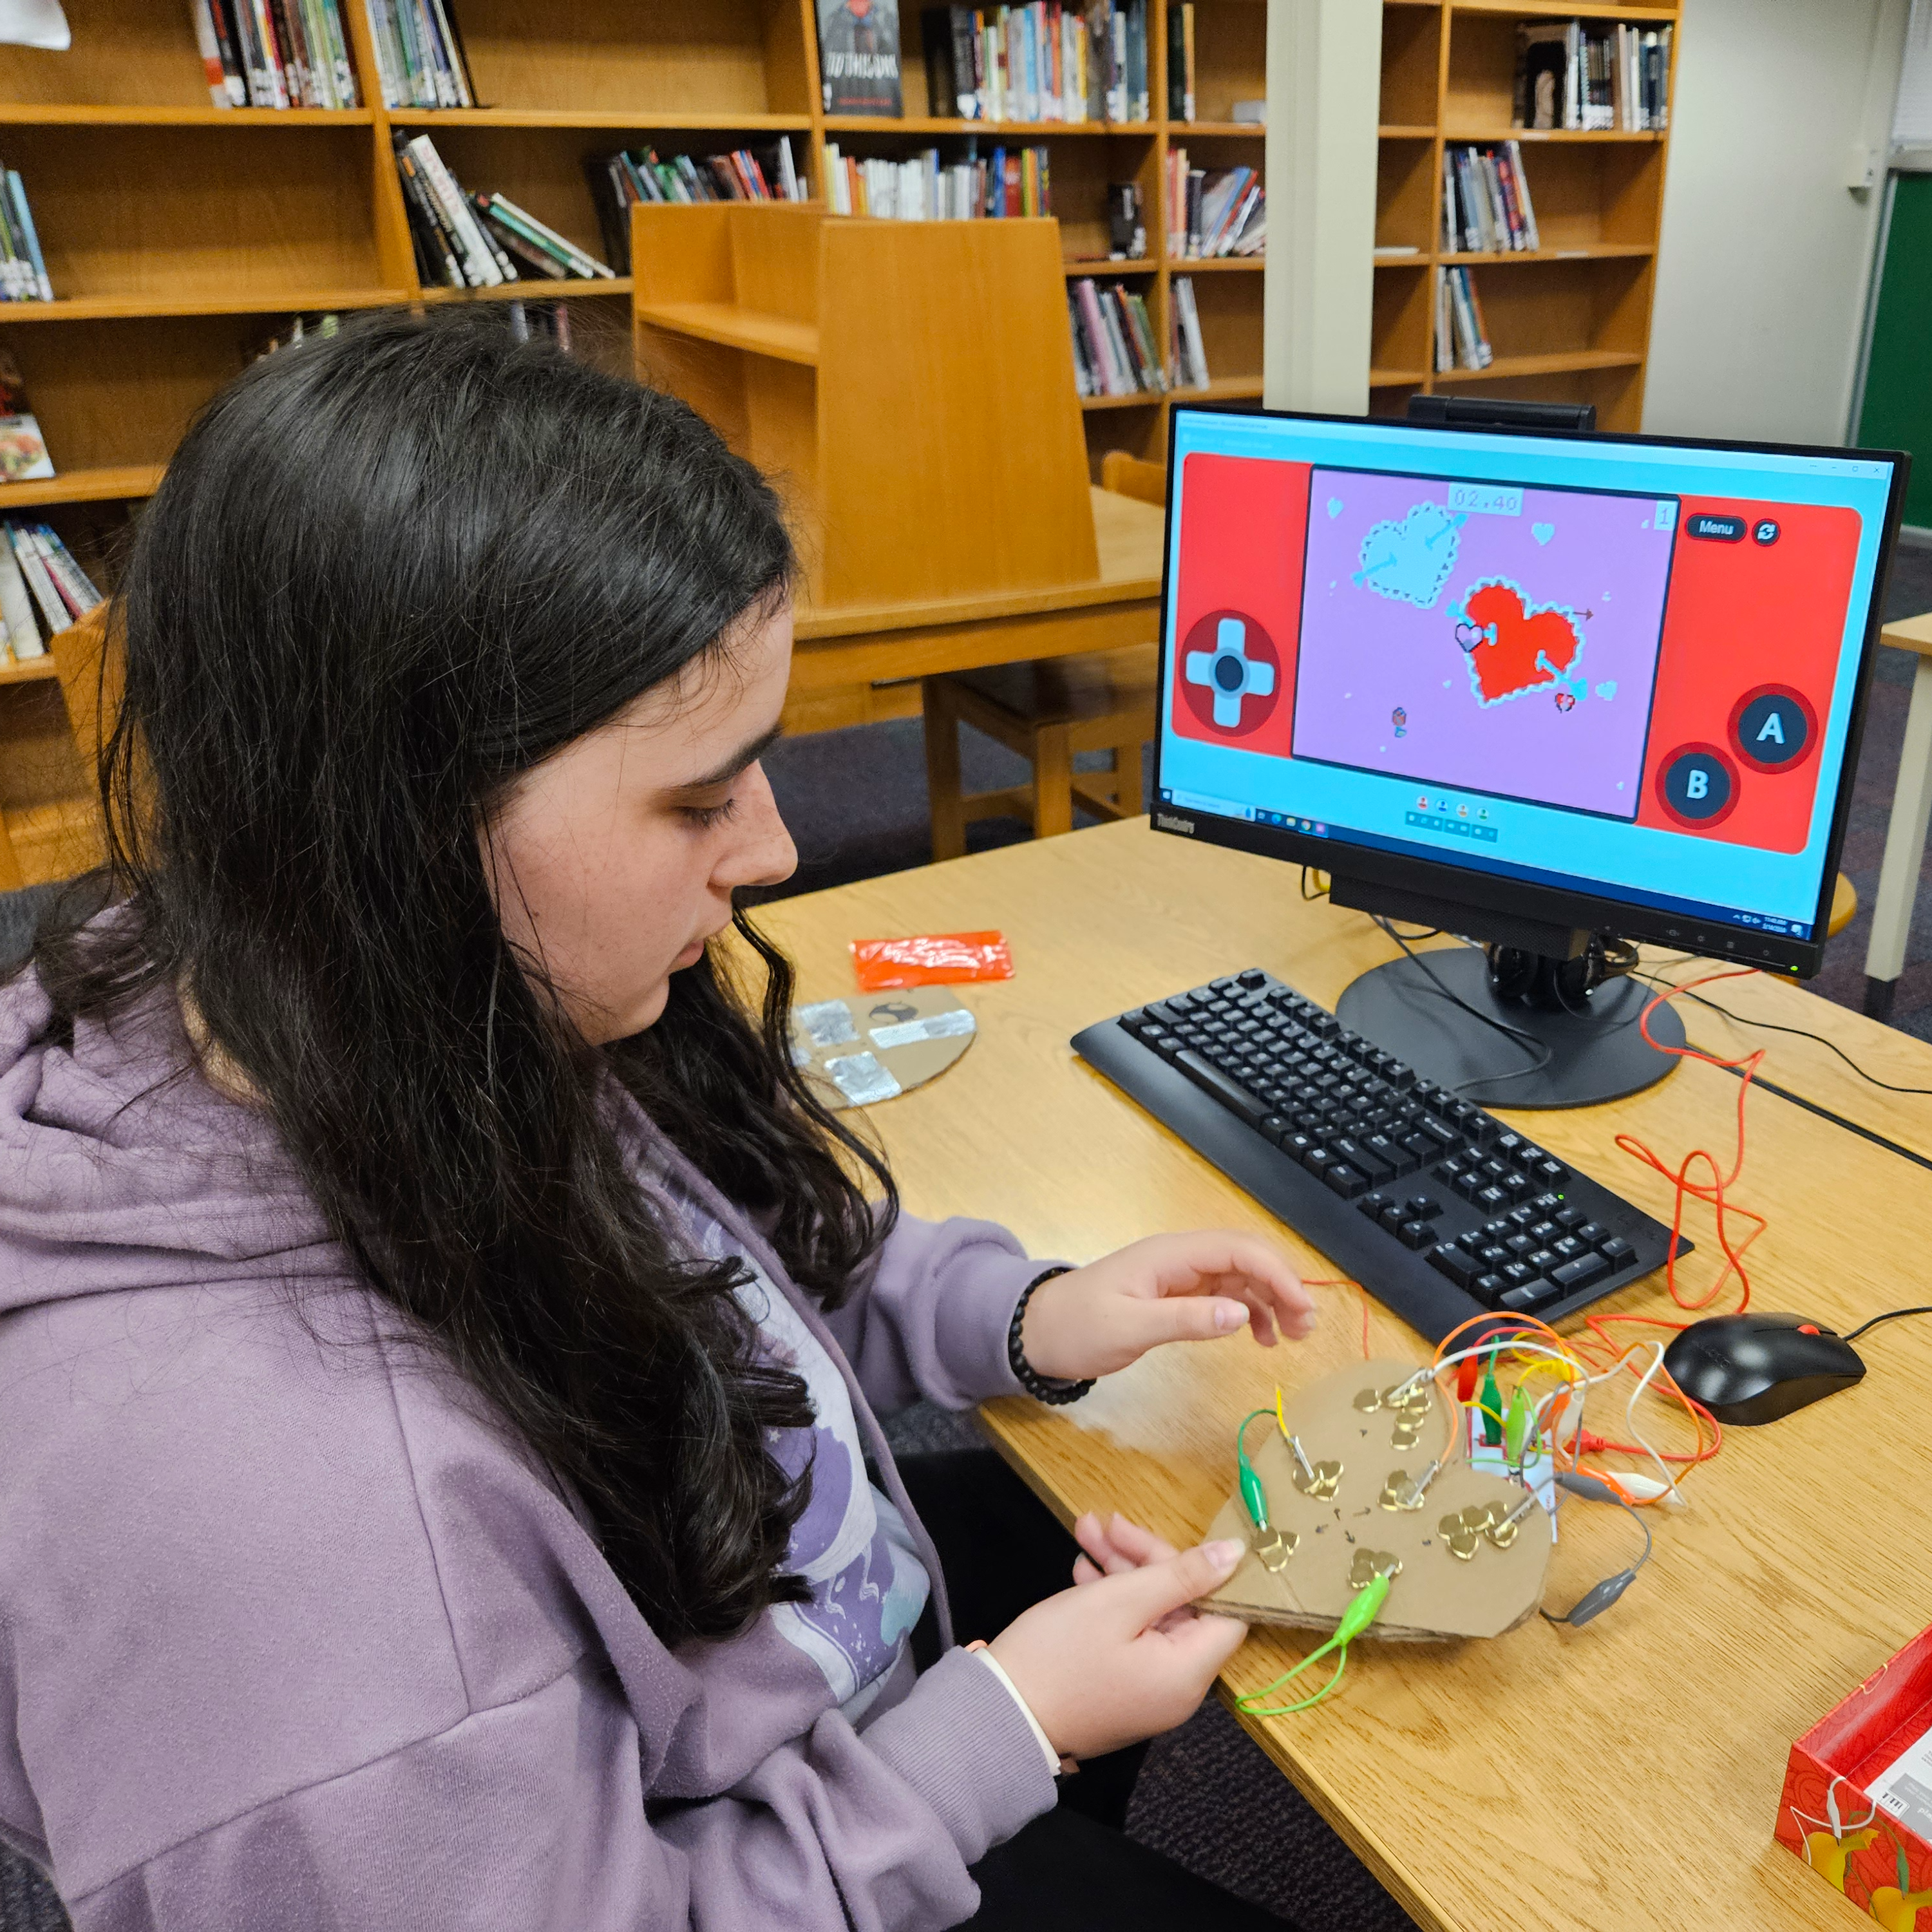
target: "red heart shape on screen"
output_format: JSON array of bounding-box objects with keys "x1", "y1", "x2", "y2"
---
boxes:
[{"x1": 1463, "y1": 582, "x2": 1582, "y2": 704}]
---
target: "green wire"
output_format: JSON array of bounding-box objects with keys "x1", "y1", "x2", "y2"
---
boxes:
[{"x1": 1237, "y1": 1647, "x2": 1350, "y2": 1716}]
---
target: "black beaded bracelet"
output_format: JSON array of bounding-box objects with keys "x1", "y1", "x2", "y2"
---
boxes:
[{"x1": 1007, "y1": 1267, "x2": 1095, "y2": 1406}]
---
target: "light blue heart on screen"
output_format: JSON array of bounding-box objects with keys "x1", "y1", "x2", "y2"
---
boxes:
[
  {"x1": 1327, "y1": 497, "x2": 1343, "y2": 518},
  {"x1": 1532, "y1": 523, "x2": 1555, "y2": 545}
]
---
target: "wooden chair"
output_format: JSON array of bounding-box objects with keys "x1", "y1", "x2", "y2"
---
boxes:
[{"x1": 922, "y1": 454, "x2": 1165, "y2": 862}]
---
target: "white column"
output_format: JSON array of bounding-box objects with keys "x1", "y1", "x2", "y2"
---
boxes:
[
  {"x1": 1262, "y1": 0, "x2": 1382, "y2": 416},
  {"x1": 1865, "y1": 653, "x2": 1932, "y2": 995}
]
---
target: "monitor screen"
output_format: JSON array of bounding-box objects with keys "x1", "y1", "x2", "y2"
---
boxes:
[{"x1": 1153, "y1": 404, "x2": 1906, "y2": 974}]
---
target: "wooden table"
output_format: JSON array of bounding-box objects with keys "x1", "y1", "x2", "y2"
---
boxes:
[
  {"x1": 787, "y1": 487, "x2": 1165, "y2": 728},
  {"x1": 1864, "y1": 611, "x2": 1932, "y2": 1021},
  {"x1": 754, "y1": 816, "x2": 1932, "y2": 1932}
]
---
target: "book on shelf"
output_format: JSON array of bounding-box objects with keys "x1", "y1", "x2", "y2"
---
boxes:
[
  {"x1": 0, "y1": 351, "x2": 52, "y2": 484},
  {"x1": 252, "y1": 311, "x2": 341, "y2": 358},
  {"x1": 1514, "y1": 20, "x2": 1671, "y2": 133},
  {"x1": 194, "y1": 0, "x2": 360, "y2": 108},
  {"x1": 1441, "y1": 141, "x2": 1541, "y2": 255},
  {"x1": 588, "y1": 140, "x2": 808, "y2": 270},
  {"x1": 822, "y1": 142, "x2": 1050, "y2": 219},
  {"x1": 913, "y1": 3, "x2": 1147, "y2": 125},
  {"x1": 394, "y1": 136, "x2": 612, "y2": 290},
  {"x1": 0, "y1": 170, "x2": 50, "y2": 303},
  {"x1": 0, "y1": 520, "x2": 102, "y2": 667},
  {"x1": 1170, "y1": 274, "x2": 1209, "y2": 389},
  {"x1": 504, "y1": 299, "x2": 571, "y2": 352},
  {"x1": 1106, "y1": 181, "x2": 1146, "y2": 260},
  {"x1": 1435, "y1": 265, "x2": 1493, "y2": 372},
  {"x1": 819, "y1": 0, "x2": 903, "y2": 117},
  {"x1": 363, "y1": 0, "x2": 475, "y2": 110},
  {"x1": 1167, "y1": 151, "x2": 1264, "y2": 258},
  {"x1": 1166, "y1": 2, "x2": 1194, "y2": 122},
  {"x1": 1066, "y1": 276, "x2": 1164, "y2": 399}
]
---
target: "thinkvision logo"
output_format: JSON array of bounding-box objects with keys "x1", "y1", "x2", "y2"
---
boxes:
[{"x1": 1155, "y1": 812, "x2": 1195, "y2": 834}]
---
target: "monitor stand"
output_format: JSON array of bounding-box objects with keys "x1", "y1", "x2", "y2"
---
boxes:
[{"x1": 1334, "y1": 945, "x2": 1686, "y2": 1110}]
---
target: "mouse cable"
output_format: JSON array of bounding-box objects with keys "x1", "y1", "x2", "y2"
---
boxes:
[
  {"x1": 1841, "y1": 1305, "x2": 1932, "y2": 1343},
  {"x1": 1632, "y1": 972, "x2": 1932, "y2": 1096},
  {"x1": 1300, "y1": 867, "x2": 1331, "y2": 902},
  {"x1": 1370, "y1": 917, "x2": 1553, "y2": 1095}
]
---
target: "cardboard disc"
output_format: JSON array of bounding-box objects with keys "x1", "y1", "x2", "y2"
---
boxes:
[
  {"x1": 791, "y1": 988, "x2": 978, "y2": 1110},
  {"x1": 1200, "y1": 1357, "x2": 1552, "y2": 1642}
]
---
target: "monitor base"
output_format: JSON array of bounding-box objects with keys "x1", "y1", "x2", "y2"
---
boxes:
[{"x1": 1335, "y1": 947, "x2": 1686, "y2": 1110}]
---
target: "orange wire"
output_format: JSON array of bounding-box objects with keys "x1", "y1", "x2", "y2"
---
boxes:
[{"x1": 1613, "y1": 968, "x2": 1768, "y2": 1316}]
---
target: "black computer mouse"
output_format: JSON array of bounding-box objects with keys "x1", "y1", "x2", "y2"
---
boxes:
[{"x1": 1662, "y1": 1313, "x2": 1866, "y2": 1426}]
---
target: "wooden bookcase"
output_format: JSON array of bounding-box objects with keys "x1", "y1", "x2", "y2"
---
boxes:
[
  {"x1": 1370, "y1": 0, "x2": 1678, "y2": 430},
  {"x1": 857, "y1": 0, "x2": 1269, "y2": 478},
  {"x1": 0, "y1": 0, "x2": 1262, "y2": 882}
]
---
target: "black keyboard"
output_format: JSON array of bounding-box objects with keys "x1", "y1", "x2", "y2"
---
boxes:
[{"x1": 1072, "y1": 967, "x2": 1686, "y2": 1343}]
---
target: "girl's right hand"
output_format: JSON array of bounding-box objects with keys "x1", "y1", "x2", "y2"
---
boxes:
[{"x1": 985, "y1": 1537, "x2": 1249, "y2": 1762}]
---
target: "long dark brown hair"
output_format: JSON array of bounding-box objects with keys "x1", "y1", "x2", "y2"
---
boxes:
[{"x1": 27, "y1": 309, "x2": 896, "y2": 1645}]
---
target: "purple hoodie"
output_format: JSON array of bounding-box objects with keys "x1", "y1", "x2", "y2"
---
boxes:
[{"x1": 0, "y1": 970, "x2": 1061, "y2": 1929}]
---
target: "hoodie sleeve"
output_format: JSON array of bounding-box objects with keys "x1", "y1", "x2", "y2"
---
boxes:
[
  {"x1": 68, "y1": 1648, "x2": 1056, "y2": 1932},
  {"x1": 819, "y1": 1210, "x2": 1063, "y2": 1414}
]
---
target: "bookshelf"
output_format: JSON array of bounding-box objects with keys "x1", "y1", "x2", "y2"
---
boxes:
[
  {"x1": 1370, "y1": 0, "x2": 1678, "y2": 428},
  {"x1": 0, "y1": 0, "x2": 1266, "y2": 882}
]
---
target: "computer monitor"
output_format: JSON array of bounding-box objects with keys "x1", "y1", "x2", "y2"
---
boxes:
[{"x1": 1153, "y1": 401, "x2": 1908, "y2": 1108}]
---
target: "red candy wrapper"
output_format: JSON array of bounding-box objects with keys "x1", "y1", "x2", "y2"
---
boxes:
[{"x1": 851, "y1": 931, "x2": 1014, "y2": 990}]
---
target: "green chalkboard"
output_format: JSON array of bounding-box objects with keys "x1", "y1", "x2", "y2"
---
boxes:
[{"x1": 1859, "y1": 173, "x2": 1932, "y2": 527}]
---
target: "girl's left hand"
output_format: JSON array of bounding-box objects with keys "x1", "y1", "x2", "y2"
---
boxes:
[{"x1": 1019, "y1": 1231, "x2": 1315, "y2": 1384}]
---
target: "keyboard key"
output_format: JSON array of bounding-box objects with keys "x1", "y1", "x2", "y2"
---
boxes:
[
  {"x1": 1500, "y1": 1262, "x2": 1535, "y2": 1288},
  {"x1": 1531, "y1": 1191, "x2": 1564, "y2": 1213},
  {"x1": 1494, "y1": 1132, "x2": 1524, "y2": 1158},
  {"x1": 1472, "y1": 1273, "x2": 1509, "y2": 1307},
  {"x1": 1408, "y1": 1134, "x2": 1446, "y2": 1162},
  {"x1": 1386, "y1": 1061, "x2": 1416, "y2": 1089},
  {"x1": 1534, "y1": 1157, "x2": 1567, "y2": 1184},
  {"x1": 1500, "y1": 1280, "x2": 1560, "y2": 1312},
  {"x1": 1476, "y1": 1243, "x2": 1509, "y2": 1267},
  {"x1": 1428, "y1": 1244, "x2": 1480, "y2": 1289},
  {"x1": 1528, "y1": 1220, "x2": 1558, "y2": 1243},
  {"x1": 1452, "y1": 1172, "x2": 1484, "y2": 1200},
  {"x1": 1475, "y1": 1185, "x2": 1508, "y2": 1214},
  {"x1": 1284, "y1": 1132, "x2": 1316, "y2": 1160},
  {"x1": 1417, "y1": 1117, "x2": 1461, "y2": 1151},
  {"x1": 1499, "y1": 1170, "x2": 1533, "y2": 1202},
  {"x1": 1323, "y1": 1163, "x2": 1370, "y2": 1199},
  {"x1": 1550, "y1": 1235, "x2": 1586, "y2": 1263},
  {"x1": 1526, "y1": 1248, "x2": 1557, "y2": 1273},
  {"x1": 1259, "y1": 1114, "x2": 1289, "y2": 1145},
  {"x1": 1406, "y1": 1195, "x2": 1443, "y2": 1221},
  {"x1": 1598, "y1": 1236, "x2": 1636, "y2": 1266},
  {"x1": 1573, "y1": 1223, "x2": 1605, "y2": 1247},
  {"x1": 1399, "y1": 1220, "x2": 1439, "y2": 1251},
  {"x1": 1173, "y1": 1051, "x2": 1271, "y2": 1128},
  {"x1": 1238, "y1": 969, "x2": 1266, "y2": 989},
  {"x1": 1378, "y1": 1204, "x2": 1410, "y2": 1233},
  {"x1": 1332, "y1": 1138, "x2": 1394, "y2": 1184},
  {"x1": 1552, "y1": 1252, "x2": 1609, "y2": 1290},
  {"x1": 1506, "y1": 1204, "x2": 1538, "y2": 1227},
  {"x1": 1302, "y1": 1146, "x2": 1335, "y2": 1177},
  {"x1": 1358, "y1": 1191, "x2": 1392, "y2": 1220},
  {"x1": 1365, "y1": 1133, "x2": 1417, "y2": 1178},
  {"x1": 1503, "y1": 1234, "x2": 1534, "y2": 1258},
  {"x1": 1555, "y1": 1207, "x2": 1587, "y2": 1231}
]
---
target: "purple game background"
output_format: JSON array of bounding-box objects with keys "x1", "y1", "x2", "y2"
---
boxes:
[{"x1": 1289, "y1": 468, "x2": 1679, "y2": 819}]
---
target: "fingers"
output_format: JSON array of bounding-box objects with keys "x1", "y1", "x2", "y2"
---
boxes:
[
  {"x1": 1127, "y1": 1295, "x2": 1252, "y2": 1354},
  {"x1": 1104, "y1": 1513, "x2": 1180, "y2": 1566},
  {"x1": 1074, "y1": 1555, "x2": 1104, "y2": 1586},
  {"x1": 1099, "y1": 1539, "x2": 1245, "y2": 1630},
  {"x1": 1152, "y1": 1607, "x2": 1251, "y2": 1676},
  {"x1": 1074, "y1": 1511, "x2": 1179, "y2": 1583}
]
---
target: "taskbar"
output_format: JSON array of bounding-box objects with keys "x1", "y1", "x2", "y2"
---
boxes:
[{"x1": 1154, "y1": 790, "x2": 1816, "y2": 949}]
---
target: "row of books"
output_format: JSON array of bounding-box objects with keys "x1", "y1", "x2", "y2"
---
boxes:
[
  {"x1": 0, "y1": 171, "x2": 49, "y2": 303},
  {"x1": 1435, "y1": 266, "x2": 1493, "y2": 374},
  {"x1": 393, "y1": 136, "x2": 614, "y2": 290},
  {"x1": 190, "y1": 0, "x2": 359, "y2": 109},
  {"x1": 1170, "y1": 275, "x2": 1209, "y2": 389},
  {"x1": 589, "y1": 142, "x2": 808, "y2": 272},
  {"x1": 1515, "y1": 21, "x2": 1671, "y2": 134},
  {"x1": 363, "y1": 0, "x2": 477, "y2": 109},
  {"x1": 1166, "y1": 3, "x2": 1194, "y2": 122},
  {"x1": 1166, "y1": 153, "x2": 1264, "y2": 259},
  {"x1": 0, "y1": 521, "x2": 103, "y2": 667},
  {"x1": 822, "y1": 142, "x2": 1051, "y2": 220},
  {"x1": 834, "y1": 2, "x2": 1149, "y2": 123},
  {"x1": 1441, "y1": 142, "x2": 1542, "y2": 256},
  {"x1": 254, "y1": 302, "x2": 572, "y2": 359},
  {"x1": 1069, "y1": 277, "x2": 1163, "y2": 400}
]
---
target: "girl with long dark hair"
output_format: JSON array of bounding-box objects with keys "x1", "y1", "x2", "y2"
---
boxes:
[{"x1": 0, "y1": 312, "x2": 1314, "y2": 1930}]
